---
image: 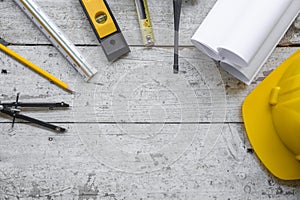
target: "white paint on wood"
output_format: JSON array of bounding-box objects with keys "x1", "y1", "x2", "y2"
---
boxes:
[{"x1": 0, "y1": 0, "x2": 300, "y2": 199}]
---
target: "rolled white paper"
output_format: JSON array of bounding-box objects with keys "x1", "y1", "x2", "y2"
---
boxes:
[
  {"x1": 191, "y1": 0, "x2": 250, "y2": 61},
  {"x1": 218, "y1": 0, "x2": 293, "y2": 67},
  {"x1": 191, "y1": 0, "x2": 300, "y2": 84}
]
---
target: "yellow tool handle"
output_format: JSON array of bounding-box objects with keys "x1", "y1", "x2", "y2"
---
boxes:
[
  {"x1": 135, "y1": 0, "x2": 155, "y2": 46},
  {"x1": 0, "y1": 43, "x2": 72, "y2": 93},
  {"x1": 80, "y1": 0, "x2": 117, "y2": 38}
]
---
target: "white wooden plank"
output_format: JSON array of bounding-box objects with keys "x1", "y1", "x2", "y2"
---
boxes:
[
  {"x1": 1, "y1": 45, "x2": 226, "y2": 123},
  {"x1": 0, "y1": 0, "x2": 299, "y2": 46},
  {"x1": 1, "y1": 46, "x2": 297, "y2": 123},
  {"x1": 1, "y1": 124, "x2": 299, "y2": 199},
  {"x1": 0, "y1": 0, "x2": 300, "y2": 199}
]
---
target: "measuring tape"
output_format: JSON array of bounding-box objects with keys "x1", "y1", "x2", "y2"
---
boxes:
[
  {"x1": 134, "y1": 0, "x2": 155, "y2": 47},
  {"x1": 13, "y1": 0, "x2": 98, "y2": 81}
]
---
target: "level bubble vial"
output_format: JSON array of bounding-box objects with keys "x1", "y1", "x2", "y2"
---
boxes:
[{"x1": 95, "y1": 12, "x2": 107, "y2": 24}]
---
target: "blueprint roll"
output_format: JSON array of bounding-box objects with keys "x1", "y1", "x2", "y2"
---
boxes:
[
  {"x1": 217, "y1": 0, "x2": 293, "y2": 67},
  {"x1": 191, "y1": 0, "x2": 300, "y2": 85},
  {"x1": 191, "y1": 0, "x2": 248, "y2": 61}
]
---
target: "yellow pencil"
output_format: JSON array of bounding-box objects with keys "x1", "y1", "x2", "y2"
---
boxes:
[{"x1": 0, "y1": 42, "x2": 73, "y2": 93}]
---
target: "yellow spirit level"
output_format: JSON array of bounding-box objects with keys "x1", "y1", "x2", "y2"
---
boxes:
[{"x1": 80, "y1": 0, "x2": 131, "y2": 62}]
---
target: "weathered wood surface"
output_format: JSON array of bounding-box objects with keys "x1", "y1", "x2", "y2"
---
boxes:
[
  {"x1": 1, "y1": 0, "x2": 299, "y2": 45},
  {"x1": 1, "y1": 0, "x2": 300, "y2": 199}
]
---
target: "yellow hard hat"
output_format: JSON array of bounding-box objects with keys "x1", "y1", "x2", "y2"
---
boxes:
[{"x1": 243, "y1": 49, "x2": 300, "y2": 180}]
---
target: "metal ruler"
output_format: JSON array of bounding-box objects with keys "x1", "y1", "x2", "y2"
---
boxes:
[{"x1": 13, "y1": 0, "x2": 98, "y2": 81}]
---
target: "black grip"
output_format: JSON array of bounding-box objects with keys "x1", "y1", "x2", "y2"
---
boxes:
[
  {"x1": 1, "y1": 102, "x2": 69, "y2": 108},
  {"x1": 0, "y1": 108, "x2": 66, "y2": 133},
  {"x1": 173, "y1": 0, "x2": 182, "y2": 32},
  {"x1": 14, "y1": 113, "x2": 66, "y2": 133}
]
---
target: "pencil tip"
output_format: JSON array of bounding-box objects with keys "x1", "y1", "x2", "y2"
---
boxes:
[{"x1": 66, "y1": 87, "x2": 75, "y2": 94}]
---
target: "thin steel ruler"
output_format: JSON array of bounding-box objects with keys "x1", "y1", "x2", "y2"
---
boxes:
[{"x1": 13, "y1": 0, "x2": 98, "y2": 81}]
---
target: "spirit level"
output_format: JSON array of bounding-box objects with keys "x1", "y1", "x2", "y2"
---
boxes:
[
  {"x1": 79, "y1": 0, "x2": 131, "y2": 62},
  {"x1": 13, "y1": 0, "x2": 98, "y2": 81},
  {"x1": 134, "y1": 0, "x2": 155, "y2": 47}
]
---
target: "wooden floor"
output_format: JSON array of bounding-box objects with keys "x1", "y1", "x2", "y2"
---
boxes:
[{"x1": 1, "y1": 0, "x2": 300, "y2": 199}]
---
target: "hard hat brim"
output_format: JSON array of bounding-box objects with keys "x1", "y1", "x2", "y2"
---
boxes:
[{"x1": 243, "y1": 49, "x2": 300, "y2": 180}]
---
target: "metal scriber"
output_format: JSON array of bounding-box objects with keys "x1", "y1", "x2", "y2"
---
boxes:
[
  {"x1": 173, "y1": 0, "x2": 182, "y2": 74},
  {"x1": 0, "y1": 94, "x2": 69, "y2": 133}
]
